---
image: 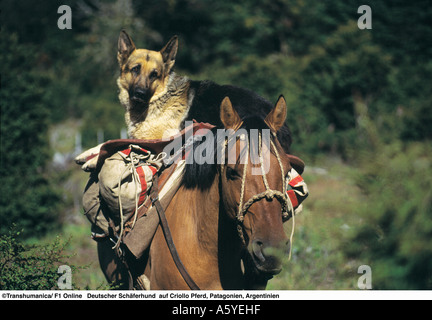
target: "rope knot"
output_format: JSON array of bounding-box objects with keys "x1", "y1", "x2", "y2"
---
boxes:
[{"x1": 264, "y1": 190, "x2": 275, "y2": 201}]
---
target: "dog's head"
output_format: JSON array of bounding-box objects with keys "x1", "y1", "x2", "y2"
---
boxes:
[{"x1": 117, "y1": 31, "x2": 178, "y2": 112}]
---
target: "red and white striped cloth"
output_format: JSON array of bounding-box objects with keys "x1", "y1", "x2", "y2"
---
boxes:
[{"x1": 286, "y1": 168, "x2": 309, "y2": 217}]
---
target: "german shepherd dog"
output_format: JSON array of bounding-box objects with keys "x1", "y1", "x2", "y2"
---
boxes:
[{"x1": 76, "y1": 30, "x2": 292, "y2": 170}]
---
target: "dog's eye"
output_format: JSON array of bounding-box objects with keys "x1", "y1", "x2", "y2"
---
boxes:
[
  {"x1": 131, "y1": 65, "x2": 141, "y2": 74},
  {"x1": 149, "y1": 70, "x2": 159, "y2": 80}
]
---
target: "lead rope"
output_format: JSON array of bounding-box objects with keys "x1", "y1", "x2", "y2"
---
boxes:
[
  {"x1": 263, "y1": 133, "x2": 295, "y2": 261},
  {"x1": 237, "y1": 134, "x2": 249, "y2": 245},
  {"x1": 113, "y1": 150, "x2": 140, "y2": 250},
  {"x1": 269, "y1": 137, "x2": 295, "y2": 261}
]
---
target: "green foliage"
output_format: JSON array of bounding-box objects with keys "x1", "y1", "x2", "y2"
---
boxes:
[
  {"x1": 79, "y1": 92, "x2": 126, "y2": 148},
  {"x1": 382, "y1": 60, "x2": 432, "y2": 142},
  {"x1": 301, "y1": 21, "x2": 391, "y2": 130},
  {"x1": 0, "y1": 226, "x2": 80, "y2": 290},
  {"x1": 0, "y1": 32, "x2": 61, "y2": 237},
  {"x1": 342, "y1": 105, "x2": 432, "y2": 289},
  {"x1": 345, "y1": 141, "x2": 432, "y2": 289}
]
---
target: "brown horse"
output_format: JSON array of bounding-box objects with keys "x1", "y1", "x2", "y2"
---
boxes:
[{"x1": 136, "y1": 96, "x2": 299, "y2": 290}]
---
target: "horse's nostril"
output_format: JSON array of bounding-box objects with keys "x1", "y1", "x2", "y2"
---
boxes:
[
  {"x1": 252, "y1": 240, "x2": 266, "y2": 263},
  {"x1": 249, "y1": 239, "x2": 284, "y2": 276}
]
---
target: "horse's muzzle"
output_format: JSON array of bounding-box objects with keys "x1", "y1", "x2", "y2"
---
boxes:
[{"x1": 250, "y1": 239, "x2": 286, "y2": 276}]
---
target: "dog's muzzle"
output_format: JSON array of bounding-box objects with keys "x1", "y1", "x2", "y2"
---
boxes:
[{"x1": 130, "y1": 87, "x2": 151, "y2": 103}]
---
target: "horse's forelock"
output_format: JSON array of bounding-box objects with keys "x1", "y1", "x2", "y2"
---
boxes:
[{"x1": 182, "y1": 116, "x2": 281, "y2": 190}]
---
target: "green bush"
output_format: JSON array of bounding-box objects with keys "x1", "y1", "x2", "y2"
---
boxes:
[{"x1": 0, "y1": 226, "x2": 80, "y2": 290}]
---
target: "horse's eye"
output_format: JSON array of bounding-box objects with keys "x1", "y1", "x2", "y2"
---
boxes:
[{"x1": 226, "y1": 166, "x2": 240, "y2": 180}]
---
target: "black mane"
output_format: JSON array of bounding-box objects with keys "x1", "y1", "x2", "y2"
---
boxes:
[{"x1": 187, "y1": 81, "x2": 292, "y2": 152}]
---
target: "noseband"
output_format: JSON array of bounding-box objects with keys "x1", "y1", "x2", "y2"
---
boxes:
[{"x1": 222, "y1": 131, "x2": 295, "y2": 258}]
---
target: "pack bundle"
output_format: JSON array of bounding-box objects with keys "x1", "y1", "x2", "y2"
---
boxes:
[{"x1": 83, "y1": 144, "x2": 164, "y2": 241}]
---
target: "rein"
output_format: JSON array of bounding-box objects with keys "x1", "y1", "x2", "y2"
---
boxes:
[{"x1": 150, "y1": 173, "x2": 201, "y2": 290}]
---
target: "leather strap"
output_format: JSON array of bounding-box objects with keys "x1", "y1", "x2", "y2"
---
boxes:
[{"x1": 150, "y1": 174, "x2": 200, "y2": 290}]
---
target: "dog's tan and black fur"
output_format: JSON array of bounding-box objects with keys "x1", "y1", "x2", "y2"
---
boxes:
[
  {"x1": 76, "y1": 31, "x2": 292, "y2": 169},
  {"x1": 117, "y1": 31, "x2": 192, "y2": 140}
]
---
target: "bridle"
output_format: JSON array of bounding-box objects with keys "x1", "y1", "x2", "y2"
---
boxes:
[{"x1": 222, "y1": 130, "x2": 295, "y2": 257}]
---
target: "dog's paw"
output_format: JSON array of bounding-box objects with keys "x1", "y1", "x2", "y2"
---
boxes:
[
  {"x1": 75, "y1": 143, "x2": 103, "y2": 171},
  {"x1": 81, "y1": 156, "x2": 99, "y2": 172}
]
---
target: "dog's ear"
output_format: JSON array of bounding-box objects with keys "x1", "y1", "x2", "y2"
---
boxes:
[
  {"x1": 220, "y1": 97, "x2": 242, "y2": 130},
  {"x1": 160, "y1": 36, "x2": 178, "y2": 74},
  {"x1": 265, "y1": 95, "x2": 287, "y2": 132},
  {"x1": 118, "y1": 30, "x2": 136, "y2": 66}
]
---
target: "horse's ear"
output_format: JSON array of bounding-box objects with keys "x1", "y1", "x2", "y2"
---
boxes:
[
  {"x1": 265, "y1": 95, "x2": 287, "y2": 132},
  {"x1": 220, "y1": 97, "x2": 242, "y2": 130},
  {"x1": 118, "y1": 30, "x2": 136, "y2": 66}
]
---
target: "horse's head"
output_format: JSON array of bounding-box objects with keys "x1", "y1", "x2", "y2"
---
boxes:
[{"x1": 219, "y1": 96, "x2": 292, "y2": 281}]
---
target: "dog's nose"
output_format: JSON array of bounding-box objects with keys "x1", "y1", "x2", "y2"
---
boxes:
[{"x1": 131, "y1": 88, "x2": 149, "y2": 102}]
